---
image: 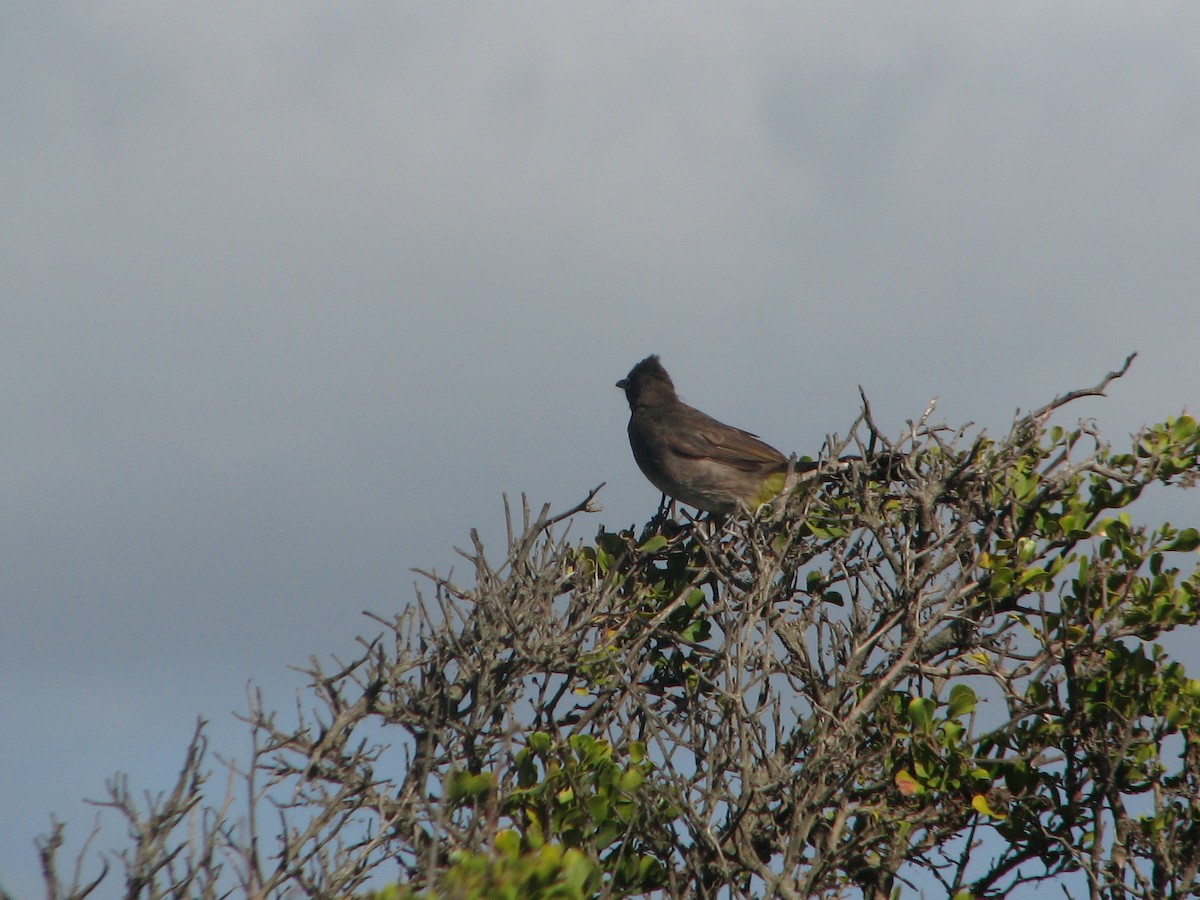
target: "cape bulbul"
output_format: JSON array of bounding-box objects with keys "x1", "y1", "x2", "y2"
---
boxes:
[{"x1": 616, "y1": 355, "x2": 832, "y2": 515}]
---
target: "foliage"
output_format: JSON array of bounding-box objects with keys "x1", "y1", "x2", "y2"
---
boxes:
[{"x1": 31, "y1": 356, "x2": 1200, "y2": 899}]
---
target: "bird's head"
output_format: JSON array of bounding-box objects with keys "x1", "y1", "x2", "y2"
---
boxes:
[{"x1": 617, "y1": 355, "x2": 677, "y2": 410}]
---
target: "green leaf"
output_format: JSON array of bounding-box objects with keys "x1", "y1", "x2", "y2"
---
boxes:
[
  {"x1": 908, "y1": 697, "x2": 935, "y2": 733},
  {"x1": 494, "y1": 829, "x2": 521, "y2": 855},
  {"x1": 446, "y1": 770, "x2": 495, "y2": 803},
  {"x1": 619, "y1": 766, "x2": 645, "y2": 792},
  {"x1": 971, "y1": 793, "x2": 1006, "y2": 820},
  {"x1": 680, "y1": 618, "x2": 711, "y2": 642},
  {"x1": 895, "y1": 769, "x2": 924, "y2": 796},
  {"x1": 637, "y1": 534, "x2": 670, "y2": 554},
  {"x1": 1017, "y1": 537, "x2": 1037, "y2": 564},
  {"x1": 939, "y1": 720, "x2": 964, "y2": 745},
  {"x1": 1166, "y1": 528, "x2": 1200, "y2": 552}
]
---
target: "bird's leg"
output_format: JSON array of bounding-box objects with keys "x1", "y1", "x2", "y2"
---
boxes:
[{"x1": 646, "y1": 494, "x2": 671, "y2": 532}]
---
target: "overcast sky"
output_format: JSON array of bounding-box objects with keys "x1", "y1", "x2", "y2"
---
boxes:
[{"x1": 3, "y1": 4, "x2": 1199, "y2": 895}]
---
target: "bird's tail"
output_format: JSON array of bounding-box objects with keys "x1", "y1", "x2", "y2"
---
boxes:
[{"x1": 788, "y1": 450, "x2": 905, "y2": 486}]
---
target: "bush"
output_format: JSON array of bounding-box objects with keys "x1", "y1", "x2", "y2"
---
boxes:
[{"x1": 33, "y1": 356, "x2": 1200, "y2": 899}]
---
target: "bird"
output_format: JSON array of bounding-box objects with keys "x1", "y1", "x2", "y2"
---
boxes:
[{"x1": 616, "y1": 354, "x2": 839, "y2": 515}]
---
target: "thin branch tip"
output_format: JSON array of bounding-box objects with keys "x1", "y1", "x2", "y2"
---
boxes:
[{"x1": 1115, "y1": 351, "x2": 1137, "y2": 378}]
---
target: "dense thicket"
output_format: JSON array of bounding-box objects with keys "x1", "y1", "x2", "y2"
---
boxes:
[{"x1": 30, "y1": 358, "x2": 1200, "y2": 899}]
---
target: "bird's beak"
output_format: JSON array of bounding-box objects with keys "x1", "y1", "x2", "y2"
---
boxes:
[{"x1": 616, "y1": 379, "x2": 628, "y2": 390}]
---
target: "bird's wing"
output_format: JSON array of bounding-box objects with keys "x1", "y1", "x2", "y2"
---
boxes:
[{"x1": 664, "y1": 410, "x2": 787, "y2": 472}]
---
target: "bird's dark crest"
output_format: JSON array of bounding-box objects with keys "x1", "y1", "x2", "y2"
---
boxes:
[{"x1": 617, "y1": 355, "x2": 676, "y2": 408}]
